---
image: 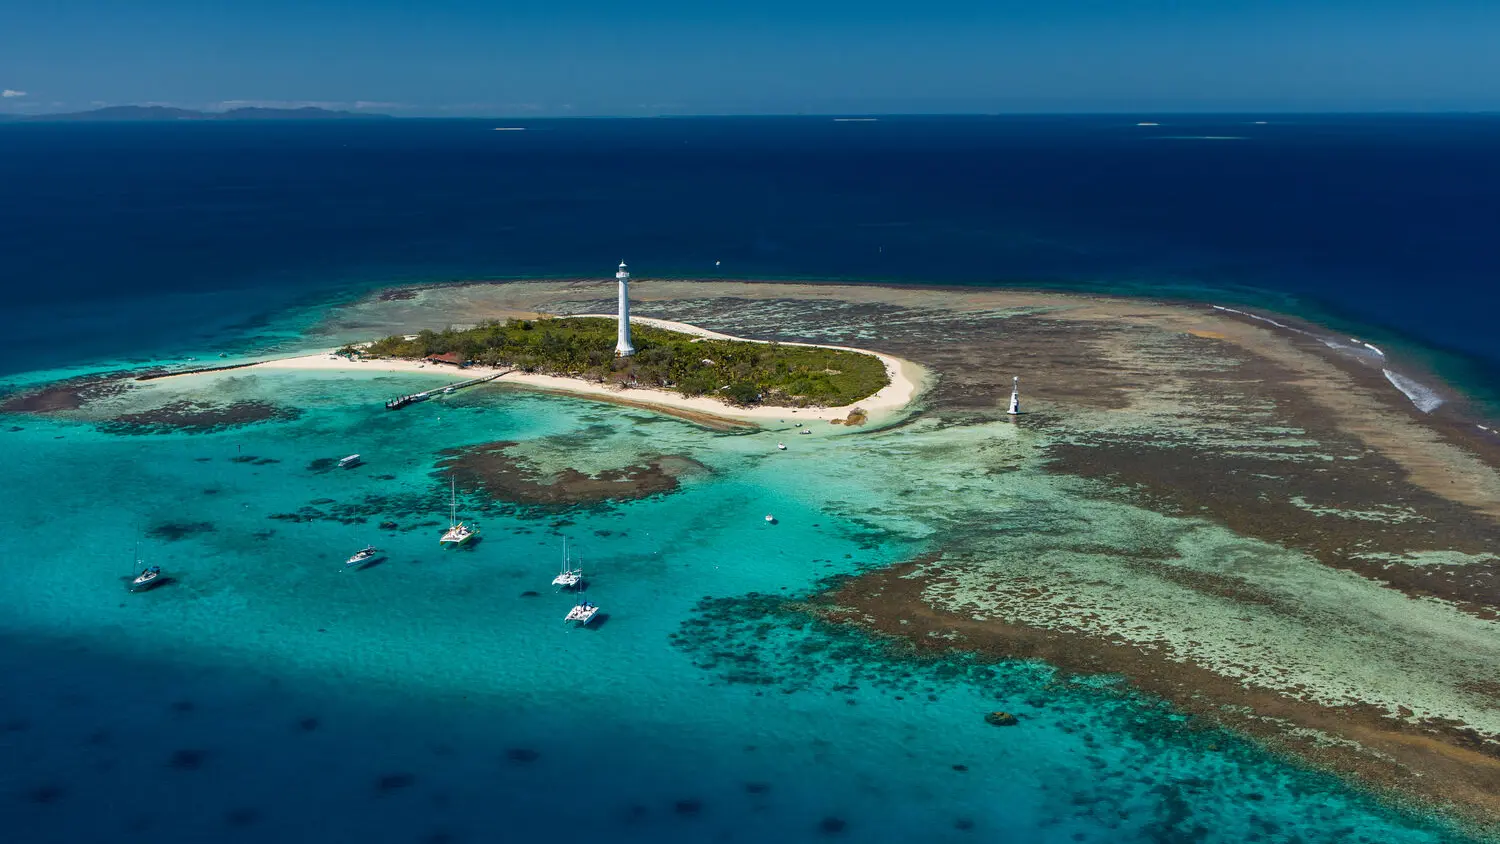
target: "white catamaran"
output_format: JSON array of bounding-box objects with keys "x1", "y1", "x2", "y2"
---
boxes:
[
  {"x1": 439, "y1": 475, "x2": 476, "y2": 546},
  {"x1": 564, "y1": 596, "x2": 600, "y2": 626},
  {"x1": 551, "y1": 537, "x2": 583, "y2": 589}
]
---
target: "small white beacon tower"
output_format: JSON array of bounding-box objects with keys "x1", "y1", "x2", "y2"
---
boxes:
[
  {"x1": 614, "y1": 260, "x2": 635, "y2": 357},
  {"x1": 1007, "y1": 376, "x2": 1021, "y2": 415}
]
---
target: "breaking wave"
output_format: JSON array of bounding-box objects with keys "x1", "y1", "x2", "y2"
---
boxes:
[
  {"x1": 1383, "y1": 369, "x2": 1445, "y2": 413},
  {"x1": 1212, "y1": 305, "x2": 1295, "y2": 331},
  {"x1": 1212, "y1": 305, "x2": 1443, "y2": 413}
]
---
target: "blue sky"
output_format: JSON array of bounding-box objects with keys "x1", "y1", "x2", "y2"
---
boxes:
[{"x1": 2, "y1": 1, "x2": 1498, "y2": 115}]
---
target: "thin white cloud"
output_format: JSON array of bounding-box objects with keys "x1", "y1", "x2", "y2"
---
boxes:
[{"x1": 2, "y1": 89, "x2": 27, "y2": 98}]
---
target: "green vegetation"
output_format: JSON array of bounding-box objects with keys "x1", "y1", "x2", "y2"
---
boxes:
[{"x1": 358, "y1": 317, "x2": 889, "y2": 407}]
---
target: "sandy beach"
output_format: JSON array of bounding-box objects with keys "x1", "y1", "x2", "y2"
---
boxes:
[{"x1": 226, "y1": 315, "x2": 928, "y2": 429}]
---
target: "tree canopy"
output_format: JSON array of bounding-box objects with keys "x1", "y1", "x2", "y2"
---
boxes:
[{"x1": 357, "y1": 317, "x2": 889, "y2": 407}]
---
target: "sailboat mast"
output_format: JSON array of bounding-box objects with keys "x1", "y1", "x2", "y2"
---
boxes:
[{"x1": 450, "y1": 475, "x2": 457, "y2": 526}]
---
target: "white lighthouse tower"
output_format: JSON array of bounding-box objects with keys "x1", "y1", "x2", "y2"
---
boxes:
[
  {"x1": 614, "y1": 260, "x2": 635, "y2": 357},
  {"x1": 1007, "y1": 376, "x2": 1021, "y2": 415}
]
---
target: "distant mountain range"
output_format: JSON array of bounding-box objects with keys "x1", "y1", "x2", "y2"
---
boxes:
[{"x1": 1, "y1": 106, "x2": 393, "y2": 122}]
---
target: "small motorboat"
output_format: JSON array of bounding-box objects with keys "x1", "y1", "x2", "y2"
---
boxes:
[
  {"x1": 345, "y1": 545, "x2": 378, "y2": 569},
  {"x1": 799, "y1": 429, "x2": 811, "y2": 435},
  {"x1": 564, "y1": 599, "x2": 600, "y2": 626},
  {"x1": 777, "y1": 442, "x2": 787, "y2": 451},
  {"x1": 765, "y1": 514, "x2": 776, "y2": 524},
  {"x1": 131, "y1": 565, "x2": 162, "y2": 592},
  {"x1": 338, "y1": 454, "x2": 362, "y2": 469},
  {"x1": 442, "y1": 386, "x2": 456, "y2": 395}
]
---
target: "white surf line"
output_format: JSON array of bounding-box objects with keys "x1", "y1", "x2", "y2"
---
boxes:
[{"x1": 1212, "y1": 305, "x2": 1438, "y2": 413}]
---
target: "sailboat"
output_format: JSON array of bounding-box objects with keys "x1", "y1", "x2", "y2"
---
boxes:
[
  {"x1": 345, "y1": 545, "x2": 378, "y2": 569},
  {"x1": 439, "y1": 475, "x2": 477, "y2": 546},
  {"x1": 551, "y1": 537, "x2": 583, "y2": 589},
  {"x1": 564, "y1": 585, "x2": 600, "y2": 625},
  {"x1": 130, "y1": 542, "x2": 162, "y2": 592}
]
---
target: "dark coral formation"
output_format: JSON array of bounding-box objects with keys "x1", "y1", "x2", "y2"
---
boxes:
[
  {"x1": 168, "y1": 749, "x2": 207, "y2": 771},
  {"x1": 100, "y1": 400, "x2": 300, "y2": 435},
  {"x1": 672, "y1": 798, "x2": 703, "y2": 816},
  {"x1": 375, "y1": 773, "x2": 415, "y2": 793},
  {"x1": 147, "y1": 522, "x2": 216, "y2": 542},
  {"x1": 435, "y1": 440, "x2": 709, "y2": 507},
  {"x1": 505, "y1": 747, "x2": 540, "y2": 764},
  {"x1": 0, "y1": 370, "x2": 140, "y2": 414},
  {"x1": 26, "y1": 784, "x2": 66, "y2": 805}
]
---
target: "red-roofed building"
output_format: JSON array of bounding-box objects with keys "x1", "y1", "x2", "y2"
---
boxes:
[{"x1": 425, "y1": 352, "x2": 466, "y2": 367}]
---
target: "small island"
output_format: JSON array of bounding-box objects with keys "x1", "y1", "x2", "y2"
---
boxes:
[{"x1": 351, "y1": 317, "x2": 891, "y2": 408}]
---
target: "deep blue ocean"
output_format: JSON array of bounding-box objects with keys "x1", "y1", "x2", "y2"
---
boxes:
[
  {"x1": 2, "y1": 116, "x2": 1499, "y2": 844},
  {"x1": 1, "y1": 115, "x2": 1499, "y2": 398}
]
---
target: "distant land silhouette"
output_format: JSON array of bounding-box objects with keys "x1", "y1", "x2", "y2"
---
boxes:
[{"x1": 4, "y1": 105, "x2": 392, "y2": 122}]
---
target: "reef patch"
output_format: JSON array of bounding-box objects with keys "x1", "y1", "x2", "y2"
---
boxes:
[
  {"x1": 435, "y1": 440, "x2": 709, "y2": 507},
  {"x1": 0, "y1": 371, "x2": 139, "y2": 414},
  {"x1": 100, "y1": 400, "x2": 300, "y2": 434}
]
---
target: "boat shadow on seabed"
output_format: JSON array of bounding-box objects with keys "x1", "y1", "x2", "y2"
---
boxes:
[{"x1": 120, "y1": 573, "x2": 178, "y2": 592}]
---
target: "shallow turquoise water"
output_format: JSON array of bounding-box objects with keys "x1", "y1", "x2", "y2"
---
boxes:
[{"x1": 0, "y1": 367, "x2": 1480, "y2": 843}]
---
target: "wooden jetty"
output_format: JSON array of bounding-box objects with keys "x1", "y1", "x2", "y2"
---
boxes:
[{"x1": 386, "y1": 370, "x2": 510, "y2": 410}]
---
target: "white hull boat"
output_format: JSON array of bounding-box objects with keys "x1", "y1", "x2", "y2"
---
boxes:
[
  {"x1": 552, "y1": 537, "x2": 583, "y2": 589},
  {"x1": 564, "y1": 600, "x2": 600, "y2": 626},
  {"x1": 345, "y1": 545, "x2": 378, "y2": 569},
  {"x1": 131, "y1": 566, "x2": 162, "y2": 591},
  {"x1": 439, "y1": 475, "x2": 477, "y2": 546},
  {"x1": 440, "y1": 524, "x2": 476, "y2": 545}
]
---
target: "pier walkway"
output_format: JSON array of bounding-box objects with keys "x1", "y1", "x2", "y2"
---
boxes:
[{"x1": 385, "y1": 370, "x2": 512, "y2": 410}]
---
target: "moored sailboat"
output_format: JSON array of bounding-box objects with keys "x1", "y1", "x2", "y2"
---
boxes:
[
  {"x1": 130, "y1": 543, "x2": 162, "y2": 592},
  {"x1": 345, "y1": 545, "x2": 378, "y2": 569},
  {"x1": 564, "y1": 597, "x2": 600, "y2": 626},
  {"x1": 439, "y1": 475, "x2": 477, "y2": 546},
  {"x1": 551, "y1": 537, "x2": 583, "y2": 589}
]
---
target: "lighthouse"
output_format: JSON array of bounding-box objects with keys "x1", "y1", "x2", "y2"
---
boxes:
[
  {"x1": 1007, "y1": 376, "x2": 1021, "y2": 415},
  {"x1": 614, "y1": 260, "x2": 635, "y2": 357}
]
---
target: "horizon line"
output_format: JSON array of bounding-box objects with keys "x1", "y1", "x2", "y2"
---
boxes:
[{"x1": 6, "y1": 108, "x2": 1500, "y2": 122}]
